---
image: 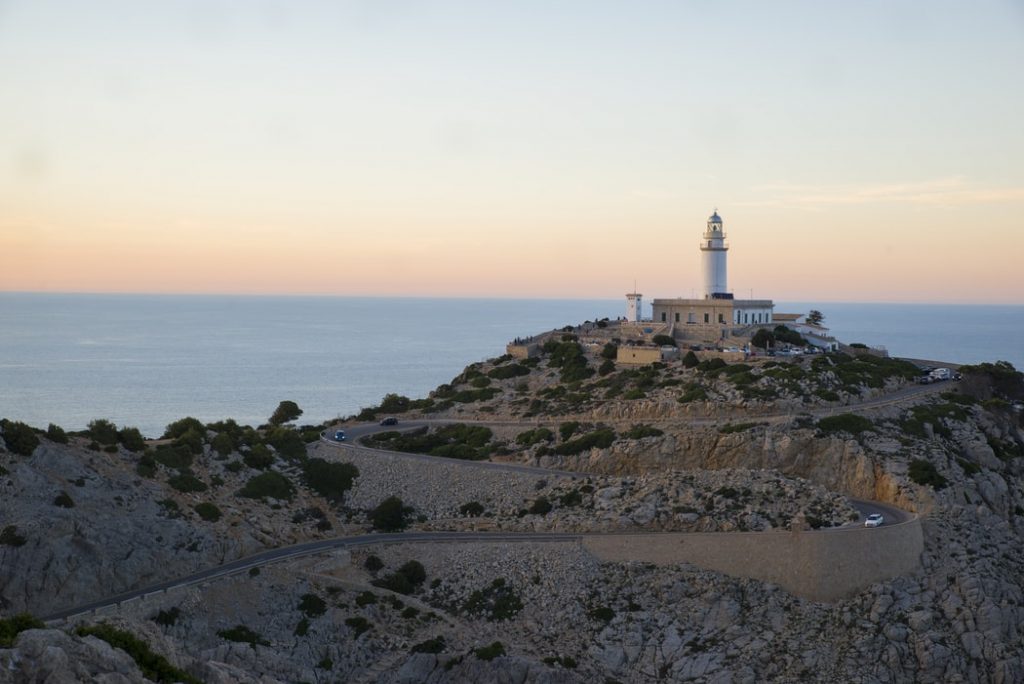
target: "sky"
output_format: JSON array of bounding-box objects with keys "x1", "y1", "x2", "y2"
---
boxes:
[{"x1": 2, "y1": 1, "x2": 1023, "y2": 303}]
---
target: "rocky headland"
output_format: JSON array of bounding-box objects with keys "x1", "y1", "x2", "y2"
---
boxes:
[{"x1": 2, "y1": 321, "x2": 1023, "y2": 682}]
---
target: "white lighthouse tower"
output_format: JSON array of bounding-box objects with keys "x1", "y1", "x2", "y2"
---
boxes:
[{"x1": 700, "y1": 210, "x2": 729, "y2": 298}]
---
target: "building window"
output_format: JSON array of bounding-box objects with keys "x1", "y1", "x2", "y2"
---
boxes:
[
  {"x1": 661, "y1": 312, "x2": 666, "y2": 322},
  {"x1": 674, "y1": 312, "x2": 680, "y2": 322},
  {"x1": 687, "y1": 313, "x2": 695, "y2": 324},
  {"x1": 704, "y1": 313, "x2": 709, "y2": 324},
  {"x1": 718, "y1": 313, "x2": 724, "y2": 324},
  {"x1": 744, "y1": 313, "x2": 748, "y2": 324}
]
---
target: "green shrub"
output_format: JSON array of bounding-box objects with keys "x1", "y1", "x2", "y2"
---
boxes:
[
  {"x1": 751, "y1": 329, "x2": 774, "y2": 350},
  {"x1": 370, "y1": 496, "x2": 413, "y2": 531},
  {"x1": 162, "y1": 417, "x2": 205, "y2": 440},
  {"x1": 1, "y1": 420, "x2": 40, "y2": 456},
  {"x1": 345, "y1": 616, "x2": 371, "y2": 637},
  {"x1": 294, "y1": 617, "x2": 309, "y2": 636},
  {"x1": 900, "y1": 403, "x2": 967, "y2": 439},
  {"x1": 118, "y1": 427, "x2": 147, "y2": 452},
  {"x1": 243, "y1": 443, "x2": 274, "y2": 470},
  {"x1": 589, "y1": 606, "x2": 615, "y2": 623},
  {"x1": 652, "y1": 334, "x2": 676, "y2": 347},
  {"x1": 75, "y1": 624, "x2": 202, "y2": 683},
  {"x1": 697, "y1": 358, "x2": 727, "y2": 373},
  {"x1": 157, "y1": 499, "x2": 181, "y2": 518},
  {"x1": 298, "y1": 593, "x2": 327, "y2": 617},
  {"x1": 302, "y1": 458, "x2": 358, "y2": 502},
  {"x1": 528, "y1": 497, "x2": 552, "y2": 515},
  {"x1": 773, "y1": 325, "x2": 806, "y2": 346},
  {"x1": 908, "y1": 459, "x2": 947, "y2": 489},
  {"x1": 598, "y1": 358, "x2": 616, "y2": 376},
  {"x1": 372, "y1": 560, "x2": 427, "y2": 595},
  {"x1": 239, "y1": 471, "x2": 295, "y2": 501},
  {"x1": 167, "y1": 472, "x2": 208, "y2": 493},
  {"x1": 412, "y1": 636, "x2": 446, "y2": 654},
  {"x1": 474, "y1": 641, "x2": 506, "y2": 661},
  {"x1": 153, "y1": 444, "x2": 193, "y2": 471},
  {"x1": 460, "y1": 501, "x2": 485, "y2": 517},
  {"x1": 471, "y1": 376, "x2": 492, "y2": 388},
  {"x1": 87, "y1": 419, "x2": 119, "y2": 445},
  {"x1": 816, "y1": 414, "x2": 875, "y2": 436},
  {"x1": 355, "y1": 591, "x2": 378, "y2": 607},
  {"x1": 463, "y1": 578, "x2": 523, "y2": 621},
  {"x1": 53, "y1": 491, "x2": 74, "y2": 508},
  {"x1": 0, "y1": 613, "x2": 43, "y2": 647},
  {"x1": 268, "y1": 400, "x2": 303, "y2": 426},
  {"x1": 46, "y1": 423, "x2": 69, "y2": 444},
  {"x1": 364, "y1": 555, "x2": 384, "y2": 573},
  {"x1": 554, "y1": 428, "x2": 616, "y2": 456},
  {"x1": 211, "y1": 432, "x2": 235, "y2": 457},
  {"x1": 623, "y1": 424, "x2": 663, "y2": 439},
  {"x1": 559, "y1": 421, "x2": 580, "y2": 441},
  {"x1": 265, "y1": 427, "x2": 306, "y2": 461},
  {"x1": 194, "y1": 502, "x2": 221, "y2": 522},
  {"x1": 600, "y1": 343, "x2": 618, "y2": 360},
  {"x1": 682, "y1": 351, "x2": 700, "y2": 368},
  {"x1": 0, "y1": 526, "x2": 27, "y2": 547},
  {"x1": 516, "y1": 428, "x2": 553, "y2": 446},
  {"x1": 217, "y1": 625, "x2": 269, "y2": 648},
  {"x1": 678, "y1": 384, "x2": 708, "y2": 403},
  {"x1": 559, "y1": 489, "x2": 582, "y2": 507},
  {"x1": 487, "y1": 364, "x2": 531, "y2": 380}
]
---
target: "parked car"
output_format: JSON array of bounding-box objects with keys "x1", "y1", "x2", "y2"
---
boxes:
[
  {"x1": 379, "y1": 417, "x2": 398, "y2": 426},
  {"x1": 916, "y1": 375, "x2": 933, "y2": 385},
  {"x1": 334, "y1": 430, "x2": 346, "y2": 441},
  {"x1": 864, "y1": 513, "x2": 884, "y2": 528}
]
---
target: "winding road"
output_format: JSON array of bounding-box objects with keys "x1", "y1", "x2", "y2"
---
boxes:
[{"x1": 41, "y1": 376, "x2": 937, "y2": 623}]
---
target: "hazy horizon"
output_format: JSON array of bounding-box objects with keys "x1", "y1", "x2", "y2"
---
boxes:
[{"x1": 3, "y1": 2, "x2": 1023, "y2": 304}]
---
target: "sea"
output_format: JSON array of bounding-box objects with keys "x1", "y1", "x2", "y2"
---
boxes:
[{"x1": 1, "y1": 293, "x2": 1022, "y2": 438}]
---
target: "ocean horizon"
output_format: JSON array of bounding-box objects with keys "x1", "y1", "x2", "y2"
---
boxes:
[{"x1": 2, "y1": 292, "x2": 1021, "y2": 437}]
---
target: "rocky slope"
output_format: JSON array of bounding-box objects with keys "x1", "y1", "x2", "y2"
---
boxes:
[{"x1": 2, "y1": 331, "x2": 1024, "y2": 682}]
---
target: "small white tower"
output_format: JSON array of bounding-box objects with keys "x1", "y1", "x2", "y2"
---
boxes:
[
  {"x1": 700, "y1": 210, "x2": 729, "y2": 298},
  {"x1": 625, "y1": 292, "x2": 643, "y2": 322}
]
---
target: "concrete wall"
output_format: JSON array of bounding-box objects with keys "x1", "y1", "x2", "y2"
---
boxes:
[
  {"x1": 583, "y1": 517, "x2": 923, "y2": 603},
  {"x1": 616, "y1": 347, "x2": 664, "y2": 365},
  {"x1": 507, "y1": 343, "x2": 540, "y2": 359}
]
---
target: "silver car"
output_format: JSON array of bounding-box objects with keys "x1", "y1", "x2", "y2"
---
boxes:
[{"x1": 864, "y1": 513, "x2": 884, "y2": 528}]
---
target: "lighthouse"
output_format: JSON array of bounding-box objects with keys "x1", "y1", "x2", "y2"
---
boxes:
[{"x1": 700, "y1": 211, "x2": 729, "y2": 298}]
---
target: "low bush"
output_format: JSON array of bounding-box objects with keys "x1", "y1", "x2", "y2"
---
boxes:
[
  {"x1": 652, "y1": 334, "x2": 676, "y2": 347},
  {"x1": 528, "y1": 497, "x2": 552, "y2": 515},
  {"x1": 167, "y1": 472, "x2": 208, "y2": 493},
  {"x1": 75, "y1": 624, "x2": 202, "y2": 683},
  {"x1": 268, "y1": 400, "x2": 303, "y2": 426},
  {"x1": 372, "y1": 560, "x2": 427, "y2": 595},
  {"x1": 53, "y1": 491, "x2": 75, "y2": 508},
  {"x1": 153, "y1": 444, "x2": 193, "y2": 471},
  {"x1": 474, "y1": 641, "x2": 506, "y2": 661},
  {"x1": 118, "y1": 427, "x2": 147, "y2": 452},
  {"x1": 718, "y1": 422, "x2": 765, "y2": 434},
  {"x1": 516, "y1": 427, "x2": 553, "y2": 446},
  {"x1": 463, "y1": 578, "x2": 523, "y2": 621},
  {"x1": 816, "y1": 414, "x2": 875, "y2": 437},
  {"x1": 298, "y1": 593, "x2": 327, "y2": 617},
  {"x1": 194, "y1": 502, "x2": 221, "y2": 522},
  {"x1": 600, "y1": 343, "x2": 618, "y2": 360},
  {"x1": 302, "y1": 458, "x2": 358, "y2": 503},
  {"x1": 554, "y1": 428, "x2": 616, "y2": 456},
  {"x1": 152, "y1": 607, "x2": 180, "y2": 627},
  {"x1": 589, "y1": 606, "x2": 615, "y2": 623},
  {"x1": 162, "y1": 417, "x2": 205, "y2": 440},
  {"x1": 460, "y1": 501, "x2": 485, "y2": 517},
  {"x1": 265, "y1": 427, "x2": 306, "y2": 461},
  {"x1": 364, "y1": 555, "x2": 384, "y2": 573},
  {"x1": 623, "y1": 424, "x2": 663, "y2": 439},
  {"x1": 0, "y1": 613, "x2": 43, "y2": 647},
  {"x1": 238, "y1": 471, "x2": 295, "y2": 501},
  {"x1": 217, "y1": 625, "x2": 269, "y2": 648},
  {"x1": 1, "y1": 420, "x2": 40, "y2": 456},
  {"x1": 345, "y1": 616, "x2": 371, "y2": 637},
  {"x1": 87, "y1": 418, "x2": 119, "y2": 445},
  {"x1": 243, "y1": 444, "x2": 275, "y2": 470},
  {"x1": 46, "y1": 423, "x2": 69, "y2": 444},
  {"x1": 411, "y1": 636, "x2": 446, "y2": 654},
  {"x1": 0, "y1": 526, "x2": 27, "y2": 547},
  {"x1": 487, "y1": 364, "x2": 531, "y2": 380},
  {"x1": 908, "y1": 458, "x2": 947, "y2": 489},
  {"x1": 370, "y1": 496, "x2": 413, "y2": 531}
]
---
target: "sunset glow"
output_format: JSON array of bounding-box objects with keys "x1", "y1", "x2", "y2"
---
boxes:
[{"x1": 2, "y1": 2, "x2": 1023, "y2": 303}]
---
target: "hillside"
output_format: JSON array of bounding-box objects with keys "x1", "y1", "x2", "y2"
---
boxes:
[{"x1": 2, "y1": 322, "x2": 1024, "y2": 683}]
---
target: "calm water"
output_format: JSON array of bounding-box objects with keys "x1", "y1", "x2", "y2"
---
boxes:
[{"x1": 1, "y1": 294, "x2": 1021, "y2": 437}]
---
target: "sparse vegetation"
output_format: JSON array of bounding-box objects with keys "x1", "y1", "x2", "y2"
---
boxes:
[
  {"x1": 301, "y1": 458, "x2": 358, "y2": 502},
  {"x1": 474, "y1": 641, "x2": 506, "y2": 661},
  {"x1": 238, "y1": 471, "x2": 295, "y2": 501},
  {"x1": 194, "y1": 502, "x2": 222, "y2": 522},
  {"x1": 370, "y1": 496, "x2": 413, "y2": 531},
  {"x1": 908, "y1": 458, "x2": 948, "y2": 489},
  {"x1": 554, "y1": 428, "x2": 616, "y2": 456},
  {"x1": 45, "y1": 423, "x2": 69, "y2": 444},
  {"x1": 0, "y1": 613, "x2": 44, "y2": 647},
  {"x1": 816, "y1": 413, "x2": 875, "y2": 437},
  {"x1": 1, "y1": 420, "x2": 40, "y2": 456},
  {"x1": 623, "y1": 424, "x2": 663, "y2": 439},
  {"x1": 0, "y1": 525, "x2": 27, "y2": 547},
  {"x1": 372, "y1": 560, "x2": 427, "y2": 595},
  {"x1": 217, "y1": 625, "x2": 270, "y2": 648},
  {"x1": 463, "y1": 578, "x2": 523, "y2": 621}
]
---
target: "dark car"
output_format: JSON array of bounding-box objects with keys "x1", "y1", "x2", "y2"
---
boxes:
[
  {"x1": 379, "y1": 417, "x2": 398, "y2": 426},
  {"x1": 334, "y1": 430, "x2": 346, "y2": 441}
]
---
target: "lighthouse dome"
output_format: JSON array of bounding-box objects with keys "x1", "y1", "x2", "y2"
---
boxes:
[{"x1": 709, "y1": 211, "x2": 722, "y2": 223}]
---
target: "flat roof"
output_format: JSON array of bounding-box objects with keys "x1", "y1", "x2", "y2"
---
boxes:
[{"x1": 651, "y1": 298, "x2": 774, "y2": 307}]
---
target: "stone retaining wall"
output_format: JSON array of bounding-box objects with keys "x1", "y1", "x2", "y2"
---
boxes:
[{"x1": 583, "y1": 516, "x2": 924, "y2": 602}]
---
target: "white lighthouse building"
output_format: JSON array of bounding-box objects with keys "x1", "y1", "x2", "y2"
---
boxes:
[
  {"x1": 700, "y1": 211, "x2": 728, "y2": 298},
  {"x1": 648, "y1": 210, "x2": 774, "y2": 341}
]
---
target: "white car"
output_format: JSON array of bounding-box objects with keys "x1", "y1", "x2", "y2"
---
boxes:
[{"x1": 864, "y1": 513, "x2": 884, "y2": 528}]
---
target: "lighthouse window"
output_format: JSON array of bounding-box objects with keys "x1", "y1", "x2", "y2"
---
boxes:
[
  {"x1": 661, "y1": 312, "x2": 666, "y2": 322},
  {"x1": 704, "y1": 313, "x2": 709, "y2": 324}
]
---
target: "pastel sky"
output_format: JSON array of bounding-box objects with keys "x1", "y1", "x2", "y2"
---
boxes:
[{"x1": 2, "y1": 1, "x2": 1023, "y2": 303}]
